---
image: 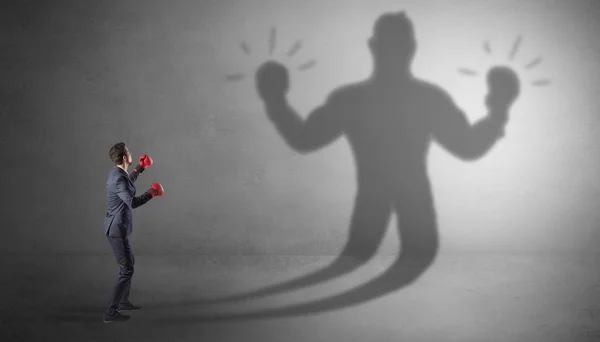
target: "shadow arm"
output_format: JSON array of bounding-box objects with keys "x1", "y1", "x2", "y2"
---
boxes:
[
  {"x1": 431, "y1": 92, "x2": 508, "y2": 160},
  {"x1": 264, "y1": 95, "x2": 344, "y2": 153}
]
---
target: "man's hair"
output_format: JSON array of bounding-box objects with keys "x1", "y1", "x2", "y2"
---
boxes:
[{"x1": 109, "y1": 142, "x2": 127, "y2": 165}]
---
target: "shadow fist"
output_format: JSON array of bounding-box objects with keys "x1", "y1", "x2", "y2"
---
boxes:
[
  {"x1": 255, "y1": 60, "x2": 289, "y2": 103},
  {"x1": 485, "y1": 66, "x2": 520, "y2": 119}
]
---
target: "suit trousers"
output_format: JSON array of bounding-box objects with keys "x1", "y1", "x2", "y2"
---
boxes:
[{"x1": 105, "y1": 235, "x2": 135, "y2": 315}]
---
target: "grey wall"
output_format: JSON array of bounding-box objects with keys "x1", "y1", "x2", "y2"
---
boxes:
[{"x1": 2, "y1": 0, "x2": 599, "y2": 258}]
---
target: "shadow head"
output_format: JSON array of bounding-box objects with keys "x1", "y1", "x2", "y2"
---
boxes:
[{"x1": 368, "y1": 11, "x2": 416, "y2": 74}]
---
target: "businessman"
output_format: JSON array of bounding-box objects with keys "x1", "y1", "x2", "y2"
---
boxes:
[{"x1": 103, "y1": 142, "x2": 164, "y2": 323}]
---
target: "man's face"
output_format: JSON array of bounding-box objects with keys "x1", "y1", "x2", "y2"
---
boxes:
[{"x1": 123, "y1": 148, "x2": 132, "y2": 165}]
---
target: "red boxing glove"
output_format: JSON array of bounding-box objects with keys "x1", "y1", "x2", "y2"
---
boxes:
[
  {"x1": 134, "y1": 154, "x2": 153, "y2": 173},
  {"x1": 139, "y1": 154, "x2": 153, "y2": 168},
  {"x1": 146, "y1": 182, "x2": 164, "y2": 197}
]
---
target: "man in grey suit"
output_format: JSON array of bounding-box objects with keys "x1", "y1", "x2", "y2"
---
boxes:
[{"x1": 103, "y1": 142, "x2": 164, "y2": 323}]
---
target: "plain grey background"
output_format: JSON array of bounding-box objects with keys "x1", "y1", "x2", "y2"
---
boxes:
[{"x1": 1, "y1": 0, "x2": 600, "y2": 341}]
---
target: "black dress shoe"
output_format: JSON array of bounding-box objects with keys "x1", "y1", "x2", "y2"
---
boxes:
[
  {"x1": 118, "y1": 302, "x2": 142, "y2": 310},
  {"x1": 103, "y1": 311, "x2": 131, "y2": 323}
]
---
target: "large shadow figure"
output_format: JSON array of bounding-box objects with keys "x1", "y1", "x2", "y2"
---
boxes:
[{"x1": 157, "y1": 11, "x2": 520, "y2": 322}]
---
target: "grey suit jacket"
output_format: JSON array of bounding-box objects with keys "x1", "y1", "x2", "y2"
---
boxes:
[{"x1": 103, "y1": 165, "x2": 152, "y2": 237}]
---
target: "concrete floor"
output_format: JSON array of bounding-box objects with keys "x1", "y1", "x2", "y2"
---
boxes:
[{"x1": 2, "y1": 253, "x2": 600, "y2": 342}]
